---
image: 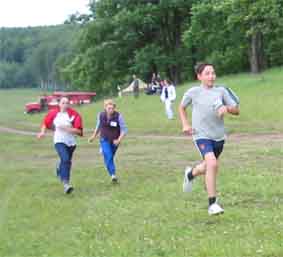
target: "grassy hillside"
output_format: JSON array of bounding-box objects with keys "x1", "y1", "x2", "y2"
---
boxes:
[
  {"x1": 1, "y1": 66, "x2": 282, "y2": 134},
  {"x1": 0, "y1": 68, "x2": 282, "y2": 257},
  {"x1": 81, "y1": 66, "x2": 283, "y2": 135}
]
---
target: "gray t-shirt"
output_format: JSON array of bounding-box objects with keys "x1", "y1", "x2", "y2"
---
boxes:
[{"x1": 181, "y1": 85, "x2": 239, "y2": 141}]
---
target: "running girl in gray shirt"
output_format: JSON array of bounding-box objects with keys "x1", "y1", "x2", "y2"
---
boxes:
[{"x1": 179, "y1": 63, "x2": 240, "y2": 215}]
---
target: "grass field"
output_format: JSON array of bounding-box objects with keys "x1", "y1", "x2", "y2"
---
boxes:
[
  {"x1": 1, "y1": 67, "x2": 283, "y2": 134},
  {"x1": 0, "y1": 67, "x2": 283, "y2": 257}
]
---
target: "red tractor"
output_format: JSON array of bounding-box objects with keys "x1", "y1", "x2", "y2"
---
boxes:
[
  {"x1": 25, "y1": 91, "x2": 97, "y2": 114},
  {"x1": 25, "y1": 102, "x2": 42, "y2": 114}
]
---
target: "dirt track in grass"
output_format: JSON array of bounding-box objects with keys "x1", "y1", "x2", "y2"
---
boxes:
[{"x1": 0, "y1": 125, "x2": 282, "y2": 143}]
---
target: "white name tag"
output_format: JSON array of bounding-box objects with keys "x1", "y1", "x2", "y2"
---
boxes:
[{"x1": 110, "y1": 121, "x2": 118, "y2": 127}]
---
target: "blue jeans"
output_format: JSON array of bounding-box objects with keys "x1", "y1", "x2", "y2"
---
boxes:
[
  {"x1": 54, "y1": 143, "x2": 76, "y2": 183},
  {"x1": 100, "y1": 138, "x2": 118, "y2": 176}
]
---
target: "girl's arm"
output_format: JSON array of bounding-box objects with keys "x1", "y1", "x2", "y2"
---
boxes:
[
  {"x1": 37, "y1": 109, "x2": 57, "y2": 139},
  {"x1": 88, "y1": 128, "x2": 100, "y2": 143},
  {"x1": 37, "y1": 125, "x2": 47, "y2": 139},
  {"x1": 113, "y1": 114, "x2": 128, "y2": 146},
  {"x1": 113, "y1": 131, "x2": 126, "y2": 146},
  {"x1": 88, "y1": 114, "x2": 101, "y2": 143}
]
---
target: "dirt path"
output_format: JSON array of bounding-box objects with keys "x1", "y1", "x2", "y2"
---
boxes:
[
  {"x1": 1, "y1": 125, "x2": 282, "y2": 142},
  {"x1": 0, "y1": 126, "x2": 37, "y2": 136}
]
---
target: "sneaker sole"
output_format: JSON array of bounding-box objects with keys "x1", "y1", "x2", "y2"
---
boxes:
[
  {"x1": 183, "y1": 168, "x2": 192, "y2": 193},
  {"x1": 209, "y1": 210, "x2": 224, "y2": 216},
  {"x1": 65, "y1": 187, "x2": 74, "y2": 194}
]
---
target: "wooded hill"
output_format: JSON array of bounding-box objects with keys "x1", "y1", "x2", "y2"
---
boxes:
[
  {"x1": 0, "y1": 24, "x2": 80, "y2": 89},
  {"x1": 1, "y1": 0, "x2": 283, "y2": 96}
]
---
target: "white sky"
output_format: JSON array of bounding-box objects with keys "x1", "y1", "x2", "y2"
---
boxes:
[{"x1": 0, "y1": 0, "x2": 91, "y2": 28}]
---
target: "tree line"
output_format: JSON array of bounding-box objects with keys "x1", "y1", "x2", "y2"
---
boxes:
[
  {"x1": 0, "y1": 25, "x2": 79, "y2": 89},
  {"x1": 61, "y1": 0, "x2": 283, "y2": 96}
]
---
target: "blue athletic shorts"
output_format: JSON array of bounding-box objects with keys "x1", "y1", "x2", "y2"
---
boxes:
[{"x1": 195, "y1": 139, "x2": 225, "y2": 159}]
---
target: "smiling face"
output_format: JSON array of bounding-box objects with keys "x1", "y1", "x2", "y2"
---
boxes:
[
  {"x1": 105, "y1": 103, "x2": 115, "y2": 115},
  {"x1": 104, "y1": 99, "x2": 116, "y2": 116},
  {"x1": 59, "y1": 97, "x2": 69, "y2": 112},
  {"x1": 197, "y1": 65, "x2": 216, "y2": 88}
]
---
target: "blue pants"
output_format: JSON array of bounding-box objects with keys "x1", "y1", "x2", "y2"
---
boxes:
[
  {"x1": 100, "y1": 138, "x2": 118, "y2": 176},
  {"x1": 54, "y1": 143, "x2": 76, "y2": 183}
]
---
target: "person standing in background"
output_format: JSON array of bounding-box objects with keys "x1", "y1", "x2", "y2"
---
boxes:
[
  {"x1": 160, "y1": 79, "x2": 176, "y2": 119},
  {"x1": 132, "y1": 74, "x2": 140, "y2": 99},
  {"x1": 117, "y1": 85, "x2": 122, "y2": 98}
]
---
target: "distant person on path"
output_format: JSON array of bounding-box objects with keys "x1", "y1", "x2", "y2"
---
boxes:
[
  {"x1": 88, "y1": 99, "x2": 128, "y2": 183},
  {"x1": 160, "y1": 79, "x2": 176, "y2": 119},
  {"x1": 117, "y1": 85, "x2": 122, "y2": 98},
  {"x1": 132, "y1": 74, "x2": 140, "y2": 98},
  {"x1": 179, "y1": 63, "x2": 240, "y2": 215},
  {"x1": 37, "y1": 97, "x2": 83, "y2": 194}
]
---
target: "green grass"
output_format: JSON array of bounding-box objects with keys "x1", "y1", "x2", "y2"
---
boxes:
[
  {"x1": 81, "y1": 66, "x2": 283, "y2": 134},
  {"x1": 0, "y1": 67, "x2": 283, "y2": 257},
  {"x1": 0, "y1": 134, "x2": 282, "y2": 256},
  {"x1": 0, "y1": 88, "x2": 48, "y2": 130},
  {"x1": 82, "y1": 66, "x2": 283, "y2": 135},
  {"x1": 2, "y1": 66, "x2": 282, "y2": 134}
]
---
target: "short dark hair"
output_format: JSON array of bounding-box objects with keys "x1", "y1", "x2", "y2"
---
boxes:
[{"x1": 194, "y1": 63, "x2": 214, "y2": 75}]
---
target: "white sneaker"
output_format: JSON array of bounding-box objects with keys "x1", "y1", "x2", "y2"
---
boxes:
[
  {"x1": 208, "y1": 202, "x2": 224, "y2": 215},
  {"x1": 183, "y1": 166, "x2": 193, "y2": 193},
  {"x1": 64, "y1": 184, "x2": 74, "y2": 194},
  {"x1": 111, "y1": 175, "x2": 118, "y2": 183}
]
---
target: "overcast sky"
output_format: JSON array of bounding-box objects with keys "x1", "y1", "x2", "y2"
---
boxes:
[{"x1": 0, "y1": 0, "x2": 91, "y2": 28}]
